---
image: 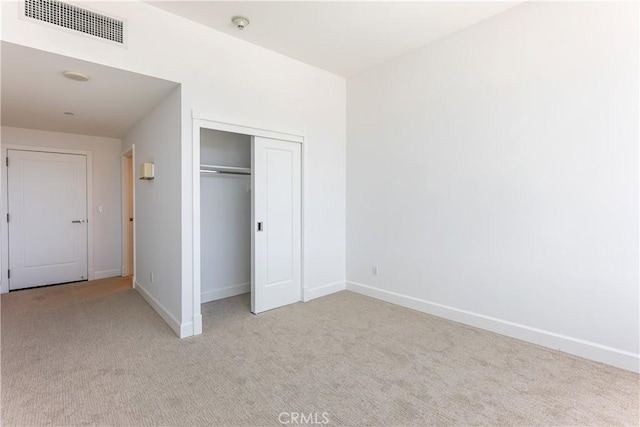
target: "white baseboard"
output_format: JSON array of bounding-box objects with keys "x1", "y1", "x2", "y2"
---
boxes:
[
  {"x1": 200, "y1": 281, "x2": 344, "y2": 306},
  {"x1": 135, "y1": 281, "x2": 183, "y2": 338},
  {"x1": 93, "y1": 268, "x2": 122, "y2": 280},
  {"x1": 303, "y1": 281, "x2": 345, "y2": 302},
  {"x1": 346, "y1": 281, "x2": 640, "y2": 373},
  {"x1": 178, "y1": 321, "x2": 194, "y2": 338},
  {"x1": 201, "y1": 282, "x2": 250, "y2": 303},
  {"x1": 192, "y1": 313, "x2": 202, "y2": 336}
]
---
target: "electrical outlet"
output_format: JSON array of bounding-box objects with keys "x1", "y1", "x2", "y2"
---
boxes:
[
  {"x1": 150, "y1": 272, "x2": 154, "y2": 283},
  {"x1": 372, "y1": 265, "x2": 379, "y2": 276}
]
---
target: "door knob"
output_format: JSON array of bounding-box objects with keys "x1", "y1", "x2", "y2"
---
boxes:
[{"x1": 71, "y1": 219, "x2": 85, "y2": 223}]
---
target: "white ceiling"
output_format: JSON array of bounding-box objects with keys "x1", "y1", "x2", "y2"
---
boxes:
[
  {"x1": 1, "y1": 42, "x2": 179, "y2": 138},
  {"x1": 148, "y1": 1, "x2": 521, "y2": 77},
  {"x1": 1, "y1": 3, "x2": 521, "y2": 138}
]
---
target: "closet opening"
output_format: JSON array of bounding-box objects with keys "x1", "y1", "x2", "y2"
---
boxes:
[
  {"x1": 193, "y1": 118, "x2": 304, "y2": 333},
  {"x1": 200, "y1": 129, "x2": 252, "y2": 307}
]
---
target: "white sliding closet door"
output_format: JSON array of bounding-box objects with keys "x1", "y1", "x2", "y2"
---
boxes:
[{"x1": 251, "y1": 136, "x2": 301, "y2": 314}]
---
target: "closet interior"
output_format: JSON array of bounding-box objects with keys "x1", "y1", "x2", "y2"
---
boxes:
[{"x1": 200, "y1": 128, "x2": 252, "y2": 304}]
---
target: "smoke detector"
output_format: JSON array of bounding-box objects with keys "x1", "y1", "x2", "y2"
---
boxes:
[{"x1": 231, "y1": 16, "x2": 249, "y2": 30}]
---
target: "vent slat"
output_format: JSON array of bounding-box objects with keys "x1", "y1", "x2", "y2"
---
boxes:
[{"x1": 24, "y1": 0, "x2": 124, "y2": 44}]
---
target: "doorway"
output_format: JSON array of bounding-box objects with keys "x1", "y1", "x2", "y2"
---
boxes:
[
  {"x1": 193, "y1": 118, "x2": 305, "y2": 334},
  {"x1": 121, "y1": 148, "x2": 134, "y2": 278},
  {"x1": 6, "y1": 148, "x2": 90, "y2": 290}
]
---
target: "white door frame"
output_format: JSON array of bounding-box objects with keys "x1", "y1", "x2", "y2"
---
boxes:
[
  {"x1": 192, "y1": 112, "x2": 305, "y2": 335},
  {"x1": 121, "y1": 146, "x2": 136, "y2": 283},
  {"x1": 1, "y1": 145, "x2": 94, "y2": 294}
]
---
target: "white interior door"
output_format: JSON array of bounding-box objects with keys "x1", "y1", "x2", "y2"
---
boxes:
[
  {"x1": 7, "y1": 150, "x2": 88, "y2": 290},
  {"x1": 251, "y1": 136, "x2": 301, "y2": 314}
]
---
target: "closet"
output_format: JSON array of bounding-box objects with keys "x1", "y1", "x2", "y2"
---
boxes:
[
  {"x1": 199, "y1": 128, "x2": 302, "y2": 315},
  {"x1": 200, "y1": 129, "x2": 252, "y2": 305}
]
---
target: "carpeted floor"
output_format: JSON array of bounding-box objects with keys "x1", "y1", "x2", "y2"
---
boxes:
[{"x1": 1, "y1": 277, "x2": 638, "y2": 426}]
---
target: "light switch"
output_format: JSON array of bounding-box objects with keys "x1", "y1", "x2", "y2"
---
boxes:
[{"x1": 98, "y1": 205, "x2": 103, "y2": 213}]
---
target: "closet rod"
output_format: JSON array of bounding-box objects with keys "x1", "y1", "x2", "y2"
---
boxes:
[
  {"x1": 200, "y1": 169, "x2": 251, "y2": 176},
  {"x1": 200, "y1": 164, "x2": 251, "y2": 176}
]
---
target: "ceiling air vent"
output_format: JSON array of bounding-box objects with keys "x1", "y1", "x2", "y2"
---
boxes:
[{"x1": 23, "y1": 0, "x2": 125, "y2": 45}]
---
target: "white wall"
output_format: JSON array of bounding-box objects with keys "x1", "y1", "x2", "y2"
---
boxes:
[
  {"x1": 1, "y1": 0, "x2": 346, "y2": 335},
  {"x1": 200, "y1": 129, "x2": 251, "y2": 303},
  {"x1": 0, "y1": 126, "x2": 123, "y2": 292},
  {"x1": 122, "y1": 87, "x2": 183, "y2": 334},
  {"x1": 347, "y1": 2, "x2": 639, "y2": 372}
]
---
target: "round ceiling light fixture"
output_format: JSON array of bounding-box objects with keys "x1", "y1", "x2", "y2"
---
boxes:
[
  {"x1": 231, "y1": 15, "x2": 250, "y2": 30},
  {"x1": 62, "y1": 71, "x2": 90, "y2": 82}
]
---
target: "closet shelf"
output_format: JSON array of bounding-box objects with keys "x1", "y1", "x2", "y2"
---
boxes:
[{"x1": 200, "y1": 164, "x2": 251, "y2": 176}]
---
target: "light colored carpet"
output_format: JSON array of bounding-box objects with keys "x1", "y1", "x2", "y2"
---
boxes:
[{"x1": 1, "y1": 277, "x2": 638, "y2": 426}]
